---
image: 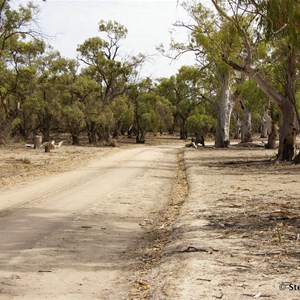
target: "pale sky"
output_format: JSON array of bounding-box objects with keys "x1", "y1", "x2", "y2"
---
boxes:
[{"x1": 13, "y1": 0, "x2": 196, "y2": 78}]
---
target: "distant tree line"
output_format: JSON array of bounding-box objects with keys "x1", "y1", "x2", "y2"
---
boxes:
[
  {"x1": 0, "y1": 1, "x2": 214, "y2": 146},
  {"x1": 1, "y1": 1, "x2": 300, "y2": 162}
]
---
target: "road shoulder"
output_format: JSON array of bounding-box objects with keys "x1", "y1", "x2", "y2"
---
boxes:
[{"x1": 147, "y1": 147, "x2": 300, "y2": 300}]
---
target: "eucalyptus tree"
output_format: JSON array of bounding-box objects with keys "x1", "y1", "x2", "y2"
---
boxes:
[
  {"x1": 155, "y1": 95, "x2": 174, "y2": 135},
  {"x1": 186, "y1": 105, "x2": 216, "y2": 142},
  {"x1": 34, "y1": 51, "x2": 78, "y2": 141},
  {"x1": 0, "y1": 0, "x2": 42, "y2": 143},
  {"x1": 67, "y1": 73, "x2": 100, "y2": 144},
  {"x1": 205, "y1": 0, "x2": 300, "y2": 161},
  {"x1": 134, "y1": 93, "x2": 162, "y2": 143},
  {"x1": 77, "y1": 20, "x2": 145, "y2": 142},
  {"x1": 77, "y1": 20, "x2": 130, "y2": 103},
  {"x1": 234, "y1": 77, "x2": 269, "y2": 143},
  {"x1": 128, "y1": 78, "x2": 173, "y2": 143},
  {"x1": 156, "y1": 66, "x2": 203, "y2": 139},
  {"x1": 61, "y1": 101, "x2": 85, "y2": 145},
  {"x1": 169, "y1": 3, "x2": 246, "y2": 147},
  {"x1": 60, "y1": 70, "x2": 97, "y2": 145},
  {"x1": 0, "y1": 1, "x2": 40, "y2": 53},
  {"x1": 110, "y1": 95, "x2": 134, "y2": 138},
  {"x1": 0, "y1": 38, "x2": 45, "y2": 141},
  {"x1": 10, "y1": 39, "x2": 46, "y2": 139}
]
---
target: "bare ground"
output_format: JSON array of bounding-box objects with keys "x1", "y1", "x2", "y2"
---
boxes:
[
  {"x1": 146, "y1": 146, "x2": 300, "y2": 300},
  {"x1": 0, "y1": 144, "x2": 121, "y2": 190},
  {"x1": 1, "y1": 138, "x2": 300, "y2": 299}
]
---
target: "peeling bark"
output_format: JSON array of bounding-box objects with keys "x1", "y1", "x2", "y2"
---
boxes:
[
  {"x1": 215, "y1": 72, "x2": 234, "y2": 148},
  {"x1": 240, "y1": 99, "x2": 253, "y2": 143},
  {"x1": 277, "y1": 102, "x2": 297, "y2": 161},
  {"x1": 225, "y1": 47, "x2": 298, "y2": 161}
]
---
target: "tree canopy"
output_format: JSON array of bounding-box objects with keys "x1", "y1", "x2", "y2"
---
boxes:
[{"x1": 0, "y1": 0, "x2": 299, "y2": 161}]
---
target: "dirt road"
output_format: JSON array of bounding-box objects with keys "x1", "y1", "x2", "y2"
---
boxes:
[
  {"x1": 2, "y1": 141, "x2": 299, "y2": 300},
  {"x1": 0, "y1": 145, "x2": 182, "y2": 300}
]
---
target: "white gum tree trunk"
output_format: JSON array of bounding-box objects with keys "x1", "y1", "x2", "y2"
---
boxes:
[{"x1": 215, "y1": 72, "x2": 234, "y2": 148}]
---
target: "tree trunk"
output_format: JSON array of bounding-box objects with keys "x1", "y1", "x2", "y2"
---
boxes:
[
  {"x1": 97, "y1": 126, "x2": 110, "y2": 142},
  {"x1": 40, "y1": 127, "x2": 51, "y2": 143},
  {"x1": 265, "y1": 121, "x2": 278, "y2": 149},
  {"x1": 113, "y1": 121, "x2": 122, "y2": 139},
  {"x1": 88, "y1": 131, "x2": 97, "y2": 144},
  {"x1": 168, "y1": 126, "x2": 174, "y2": 135},
  {"x1": 215, "y1": 72, "x2": 233, "y2": 148},
  {"x1": 179, "y1": 120, "x2": 187, "y2": 140},
  {"x1": 277, "y1": 100, "x2": 297, "y2": 160},
  {"x1": 260, "y1": 123, "x2": 268, "y2": 138},
  {"x1": 260, "y1": 110, "x2": 272, "y2": 138},
  {"x1": 294, "y1": 152, "x2": 300, "y2": 164},
  {"x1": 134, "y1": 103, "x2": 145, "y2": 143},
  {"x1": 71, "y1": 134, "x2": 80, "y2": 145},
  {"x1": 0, "y1": 109, "x2": 19, "y2": 144},
  {"x1": 240, "y1": 100, "x2": 253, "y2": 143},
  {"x1": 277, "y1": 46, "x2": 298, "y2": 161},
  {"x1": 136, "y1": 129, "x2": 145, "y2": 143},
  {"x1": 127, "y1": 125, "x2": 133, "y2": 138},
  {"x1": 0, "y1": 119, "x2": 12, "y2": 144},
  {"x1": 233, "y1": 113, "x2": 241, "y2": 139},
  {"x1": 245, "y1": 46, "x2": 297, "y2": 161},
  {"x1": 16, "y1": 112, "x2": 32, "y2": 139},
  {"x1": 263, "y1": 106, "x2": 277, "y2": 149},
  {"x1": 86, "y1": 121, "x2": 97, "y2": 144},
  {"x1": 34, "y1": 135, "x2": 43, "y2": 149}
]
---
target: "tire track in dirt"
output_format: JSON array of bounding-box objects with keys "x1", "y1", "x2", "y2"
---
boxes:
[
  {"x1": 0, "y1": 145, "x2": 182, "y2": 300},
  {"x1": 0, "y1": 148, "x2": 145, "y2": 218},
  {"x1": 127, "y1": 148, "x2": 188, "y2": 300}
]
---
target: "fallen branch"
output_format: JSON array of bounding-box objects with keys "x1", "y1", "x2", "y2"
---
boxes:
[
  {"x1": 175, "y1": 246, "x2": 209, "y2": 253},
  {"x1": 236, "y1": 141, "x2": 266, "y2": 148}
]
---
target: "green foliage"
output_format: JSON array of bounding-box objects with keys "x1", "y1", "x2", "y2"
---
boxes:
[
  {"x1": 61, "y1": 101, "x2": 85, "y2": 132},
  {"x1": 31, "y1": 52, "x2": 78, "y2": 139},
  {"x1": 187, "y1": 113, "x2": 216, "y2": 135},
  {"x1": 98, "y1": 19, "x2": 128, "y2": 42},
  {"x1": 263, "y1": 0, "x2": 300, "y2": 45},
  {"x1": 128, "y1": 78, "x2": 174, "y2": 142},
  {"x1": 156, "y1": 66, "x2": 208, "y2": 138},
  {"x1": 180, "y1": 2, "x2": 240, "y2": 73},
  {"x1": 156, "y1": 97, "x2": 174, "y2": 132},
  {"x1": 236, "y1": 79, "x2": 268, "y2": 113},
  {"x1": 0, "y1": 3, "x2": 221, "y2": 144},
  {"x1": 110, "y1": 96, "x2": 134, "y2": 130},
  {"x1": 77, "y1": 19, "x2": 140, "y2": 108},
  {"x1": 137, "y1": 92, "x2": 161, "y2": 134},
  {"x1": 0, "y1": 2, "x2": 46, "y2": 142}
]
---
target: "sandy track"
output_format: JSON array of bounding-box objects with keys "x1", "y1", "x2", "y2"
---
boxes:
[
  {"x1": 3, "y1": 140, "x2": 298, "y2": 300},
  {"x1": 0, "y1": 145, "x2": 181, "y2": 300}
]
